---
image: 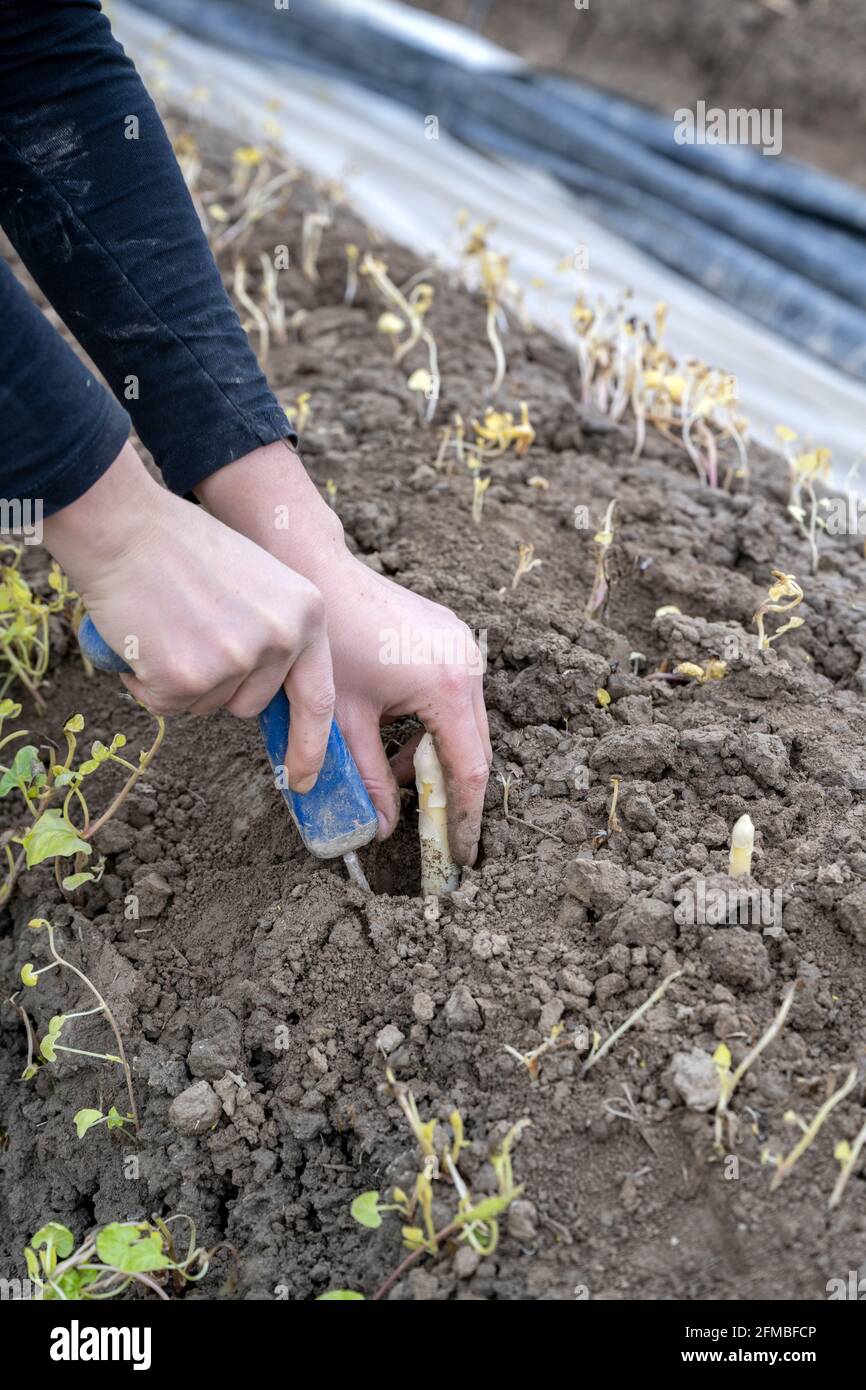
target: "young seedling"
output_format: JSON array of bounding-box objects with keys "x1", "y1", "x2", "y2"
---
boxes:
[
  {"x1": 361, "y1": 254, "x2": 440, "y2": 422},
  {"x1": 472, "y1": 403, "x2": 535, "y2": 457},
  {"x1": 74, "y1": 1106, "x2": 135, "y2": 1140},
  {"x1": 496, "y1": 770, "x2": 564, "y2": 844},
  {"x1": 713, "y1": 981, "x2": 797, "y2": 1149},
  {"x1": 0, "y1": 705, "x2": 164, "y2": 909},
  {"x1": 585, "y1": 499, "x2": 617, "y2": 620},
  {"x1": 233, "y1": 255, "x2": 270, "y2": 364},
  {"x1": 414, "y1": 732, "x2": 459, "y2": 896},
  {"x1": 583, "y1": 970, "x2": 682, "y2": 1074},
  {"x1": 344, "y1": 242, "x2": 360, "y2": 305},
  {"x1": 460, "y1": 223, "x2": 511, "y2": 394},
  {"x1": 468, "y1": 456, "x2": 491, "y2": 527},
  {"x1": 829, "y1": 1109, "x2": 866, "y2": 1209},
  {"x1": 752, "y1": 571, "x2": 804, "y2": 649},
  {"x1": 775, "y1": 427, "x2": 831, "y2": 572},
  {"x1": 284, "y1": 391, "x2": 312, "y2": 435},
  {"x1": 257, "y1": 251, "x2": 287, "y2": 346},
  {"x1": 500, "y1": 1017, "x2": 569, "y2": 1078},
  {"x1": 301, "y1": 209, "x2": 331, "y2": 283},
  {"x1": 18, "y1": 915, "x2": 138, "y2": 1131},
  {"x1": 0, "y1": 547, "x2": 78, "y2": 709},
  {"x1": 728, "y1": 813, "x2": 754, "y2": 878},
  {"x1": 768, "y1": 1065, "x2": 858, "y2": 1191},
  {"x1": 325, "y1": 1071, "x2": 530, "y2": 1301},
  {"x1": 674, "y1": 659, "x2": 728, "y2": 684},
  {"x1": 511, "y1": 542, "x2": 542, "y2": 591},
  {"x1": 23, "y1": 1214, "x2": 225, "y2": 1301}
]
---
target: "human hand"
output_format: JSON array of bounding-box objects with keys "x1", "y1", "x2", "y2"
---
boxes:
[
  {"x1": 196, "y1": 443, "x2": 491, "y2": 864},
  {"x1": 44, "y1": 442, "x2": 335, "y2": 791}
]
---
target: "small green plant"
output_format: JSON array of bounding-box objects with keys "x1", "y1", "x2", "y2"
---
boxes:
[
  {"x1": 319, "y1": 1071, "x2": 529, "y2": 1301},
  {"x1": 0, "y1": 548, "x2": 78, "y2": 709},
  {"x1": 74, "y1": 1106, "x2": 135, "y2": 1140},
  {"x1": 15, "y1": 915, "x2": 139, "y2": 1131},
  {"x1": 23, "y1": 1215, "x2": 223, "y2": 1300},
  {"x1": 0, "y1": 704, "x2": 163, "y2": 908}
]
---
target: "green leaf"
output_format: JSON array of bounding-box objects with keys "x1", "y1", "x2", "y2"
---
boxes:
[
  {"x1": 90, "y1": 741, "x2": 110, "y2": 764},
  {"x1": 350, "y1": 1190, "x2": 384, "y2": 1229},
  {"x1": 110, "y1": 734, "x2": 127, "y2": 752},
  {"x1": 31, "y1": 1223, "x2": 75, "y2": 1259},
  {"x1": 39, "y1": 1034, "x2": 57, "y2": 1062},
  {"x1": 19, "y1": 808, "x2": 91, "y2": 868},
  {"x1": 105, "y1": 1107, "x2": 129, "y2": 1130},
  {"x1": 74, "y1": 1108, "x2": 105, "y2": 1139},
  {"x1": 0, "y1": 745, "x2": 43, "y2": 798},
  {"x1": 61, "y1": 871, "x2": 95, "y2": 891},
  {"x1": 20, "y1": 962, "x2": 38, "y2": 986},
  {"x1": 47, "y1": 1015, "x2": 65, "y2": 1038},
  {"x1": 21, "y1": 1063, "x2": 39, "y2": 1081},
  {"x1": 24, "y1": 1246, "x2": 40, "y2": 1281},
  {"x1": 0, "y1": 698, "x2": 22, "y2": 718},
  {"x1": 316, "y1": 1290, "x2": 365, "y2": 1301},
  {"x1": 64, "y1": 714, "x2": 85, "y2": 733},
  {"x1": 95, "y1": 1222, "x2": 171, "y2": 1274}
]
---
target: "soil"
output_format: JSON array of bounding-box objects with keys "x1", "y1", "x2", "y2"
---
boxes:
[
  {"x1": 408, "y1": 0, "x2": 866, "y2": 188},
  {"x1": 2, "y1": 123, "x2": 866, "y2": 1302}
]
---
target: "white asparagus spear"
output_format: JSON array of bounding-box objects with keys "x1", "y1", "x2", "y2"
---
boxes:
[
  {"x1": 729, "y1": 813, "x2": 754, "y2": 878},
  {"x1": 414, "y1": 732, "x2": 460, "y2": 896}
]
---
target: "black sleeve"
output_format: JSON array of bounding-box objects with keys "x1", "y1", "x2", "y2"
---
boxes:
[{"x1": 0, "y1": 0, "x2": 293, "y2": 513}]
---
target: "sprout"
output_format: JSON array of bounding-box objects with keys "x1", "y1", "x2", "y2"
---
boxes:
[
  {"x1": 361, "y1": 254, "x2": 440, "y2": 422},
  {"x1": 344, "y1": 243, "x2": 359, "y2": 305},
  {"x1": 585, "y1": 499, "x2": 617, "y2": 620},
  {"x1": 414, "y1": 733, "x2": 459, "y2": 897},
  {"x1": 714, "y1": 983, "x2": 797, "y2": 1149},
  {"x1": 468, "y1": 457, "x2": 491, "y2": 527},
  {"x1": 460, "y1": 226, "x2": 510, "y2": 393},
  {"x1": 675, "y1": 659, "x2": 727, "y2": 683},
  {"x1": 258, "y1": 252, "x2": 287, "y2": 345},
  {"x1": 728, "y1": 813, "x2": 754, "y2": 878},
  {"x1": 830, "y1": 1109, "x2": 866, "y2": 1209},
  {"x1": 301, "y1": 210, "x2": 331, "y2": 283},
  {"x1": 607, "y1": 776, "x2": 622, "y2": 833},
  {"x1": 752, "y1": 570, "x2": 804, "y2": 649},
  {"x1": 769, "y1": 1065, "x2": 857, "y2": 1191},
  {"x1": 511, "y1": 542, "x2": 542, "y2": 590},
  {"x1": 232, "y1": 256, "x2": 270, "y2": 364}
]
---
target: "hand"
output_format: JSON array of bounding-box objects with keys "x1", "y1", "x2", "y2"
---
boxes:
[
  {"x1": 43, "y1": 442, "x2": 335, "y2": 791},
  {"x1": 196, "y1": 443, "x2": 492, "y2": 864}
]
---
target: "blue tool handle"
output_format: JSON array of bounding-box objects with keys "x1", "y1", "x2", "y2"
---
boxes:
[{"x1": 77, "y1": 615, "x2": 379, "y2": 861}]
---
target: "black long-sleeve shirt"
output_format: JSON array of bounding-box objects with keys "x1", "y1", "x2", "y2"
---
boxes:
[{"x1": 0, "y1": 0, "x2": 293, "y2": 515}]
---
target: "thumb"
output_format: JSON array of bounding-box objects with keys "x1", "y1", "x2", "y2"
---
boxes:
[{"x1": 340, "y1": 707, "x2": 401, "y2": 841}]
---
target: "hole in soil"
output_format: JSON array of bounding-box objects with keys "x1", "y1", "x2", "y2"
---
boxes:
[{"x1": 358, "y1": 807, "x2": 421, "y2": 896}]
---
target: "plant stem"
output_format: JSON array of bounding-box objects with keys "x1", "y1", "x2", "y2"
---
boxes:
[{"x1": 45, "y1": 922, "x2": 138, "y2": 1130}]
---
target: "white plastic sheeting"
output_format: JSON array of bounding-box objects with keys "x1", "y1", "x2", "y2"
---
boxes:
[{"x1": 113, "y1": 0, "x2": 866, "y2": 478}]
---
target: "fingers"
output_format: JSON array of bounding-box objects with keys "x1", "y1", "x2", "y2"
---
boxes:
[
  {"x1": 420, "y1": 680, "x2": 491, "y2": 867},
  {"x1": 281, "y1": 624, "x2": 336, "y2": 792},
  {"x1": 340, "y1": 705, "x2": 402, "y2": 839}
]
